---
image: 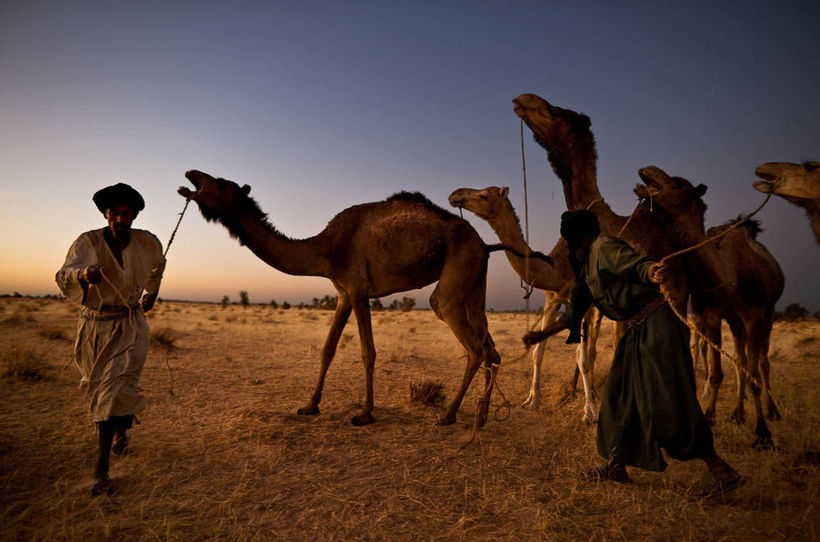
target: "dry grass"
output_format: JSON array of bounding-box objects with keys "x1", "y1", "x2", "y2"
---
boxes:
[{"x1": 1, "y1": 298, "x2": 818, "y2": 541}]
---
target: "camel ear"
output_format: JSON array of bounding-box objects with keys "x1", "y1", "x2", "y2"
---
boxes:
[
  {"x1": 241, "y1": 184, "x2": 251, "y2": 195},
  {"x1": 694, "y1": 184, "x2": 707, "y2": 198},
  {"x1": 500, "y1": 187, "x2": 509, "y2": 198}
]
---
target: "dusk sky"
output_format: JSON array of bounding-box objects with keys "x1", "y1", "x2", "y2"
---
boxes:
[{"x1": 2, "y1": 1, "x2": 818, "y2": 311}]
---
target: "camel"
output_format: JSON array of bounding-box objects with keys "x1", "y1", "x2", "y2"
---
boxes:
[
  {"x1": 754, "y1": 161, "x2": 820, "y2": 242},
  {"x1": 636, "y1": 166, "x2": 784, "y2": 449},
  {"x1": 178, "y1": 169, "x2": 504, "y2": 427},
  {"x1": 511, "y1": 94, "x2": 689, "y2": 313},
  {"x1": 448, "y1": 186, "x2": 603, "y2": 423}
]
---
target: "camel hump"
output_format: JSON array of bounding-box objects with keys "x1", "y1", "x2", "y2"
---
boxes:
[
  {"x1": 708, "y1": 215, "x2": 762, "y2": 239},
  {"x1": 385, "y1": 191, "x2": 460, "y2": 221}
]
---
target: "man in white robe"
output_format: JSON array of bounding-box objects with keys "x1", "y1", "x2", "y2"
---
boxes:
[{"x1": 56, "y1": 183, "x2": 165, "y2": 496}]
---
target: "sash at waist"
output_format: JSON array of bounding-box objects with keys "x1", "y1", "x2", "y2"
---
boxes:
[{"x1": 80, "y1": 304, "x2": 141, "y2": 321}]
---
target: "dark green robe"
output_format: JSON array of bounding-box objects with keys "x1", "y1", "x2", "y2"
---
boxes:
[{"x1": 563, "y1": 236, "x2": 713, "y2": 471}]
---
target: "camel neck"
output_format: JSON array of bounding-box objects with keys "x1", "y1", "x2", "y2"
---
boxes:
[
  {"x1": 237, "y1": 213, "x2": 331, "y2": 278},
  {"x1": 487, "y1": 200, "x2": 572, "y2": 291}
]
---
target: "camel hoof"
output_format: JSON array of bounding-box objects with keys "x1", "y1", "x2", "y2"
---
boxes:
[
  {"x1": 297, "y1": 405, "x2": 320, "y2": 416},
  {"x1": 350, "y1": 413, "x2": 375, "y2": 426},
  {"x1": 91, "y1": 476, "x2": 116, "y2": 497},
  {"x1": 729, "y1": 411, "x2": 745, "y2": 425},
  {"x1": 435, "y1": 414, "x2": 457, "y2": 426},
  {"x1": 752, "y1": 435, "x2": 775, "y2": 451},
  {"x1": 558, "y1": 389, "x2": 576, "y2": 405}
]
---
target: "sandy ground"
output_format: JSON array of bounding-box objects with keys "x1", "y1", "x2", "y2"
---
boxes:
[{"x1": 1, "y1": 297, "x2": 818, "y2": 541}]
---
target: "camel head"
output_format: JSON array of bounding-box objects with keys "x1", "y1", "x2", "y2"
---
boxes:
[
  {"x1": 512, "y1": 94, "x2": 593, "y2": 150},
  {"x1": 179, "y1": 169, "x2": 269, "y2": 244},
  {"x1": 754, "y1": 161, "x2": 820, "y2": 203},
  {"x1": 448, "y1": 186, "x2": 511, "y2": 221},
  {"x1": 635, "y1": 166, "x2": 708, "y2": 224}
]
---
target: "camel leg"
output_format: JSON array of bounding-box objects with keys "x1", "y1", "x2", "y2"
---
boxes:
[
  {"x1": 298, "y1": 292, "x2": 352, "y2": 417},
  {"x1": 579, "y1": 307, "x2": 601, "y2": 424},
  {"x1": 429, "y1": 275, "x2": 493, "y2": 427},
  {"x1": 349, "y1": 296, "x2": 377, "y2": 426},
  {"x1": 727, "y1": 320, "x2": 748, "y2": 425},
  {"x1": 700, "y1": 316, "x2": 723, "y2": 425},
  {"x1": 746, "y1": 320, "x2": 774, "y2": 450},
  {"x1": 523, "y1": 293, "x2": 558, "y2": 409},
  {"x1": 759, "y1": 320, "x2": 780, "y2": 421}
]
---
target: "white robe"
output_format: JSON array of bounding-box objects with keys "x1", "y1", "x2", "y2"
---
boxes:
[{"x1": 56, "y1": 228, "x2": 165, "y2": 422}]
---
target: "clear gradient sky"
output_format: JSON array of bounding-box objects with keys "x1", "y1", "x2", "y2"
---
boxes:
[{"x1": 1, "y1": 1, "x2": 818, "y2": 311}]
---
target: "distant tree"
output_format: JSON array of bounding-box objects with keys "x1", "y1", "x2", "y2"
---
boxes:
[
  {"x1": 370, "y1": 298, "x2": 384, "y2": 311},
  {"x1": 282, "y1": 301, "x2": 291, "y2": 310},
  {"x1": 814, "y1": 310, "x2": 820, "y2": 321},
  {"x1": 239, "y1": 290, "x2": 250, "y2": 309},
  {"x1": 399, "y1": 296, "x2": 416, "y2": 312},
  {"x1": 221, "y1": 295, "x2": 230, "y2": 309},
  {"x1": 781, "y1": 302, "x2": 809, "y2": 321},
  {"x1": 270, "y1": 300, "x2": 279, "y2": 309}
]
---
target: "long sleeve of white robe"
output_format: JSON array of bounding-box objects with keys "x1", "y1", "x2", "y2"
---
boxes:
[{"x1": 56, "y1": 228, "x2": 166, "y2": 422}]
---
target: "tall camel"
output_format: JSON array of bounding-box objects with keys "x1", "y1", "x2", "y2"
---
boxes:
[
  {"x1": 636, "y1": 166, "x2": 784, "y2": 449},
  {"x1": 754, "y1": 161, "x2": 820, "y2": 242},
  {"x1": 178, "y1": 169, "x2": 503, "y2": 427},
  {"x1": 512, "y1": 94, "x2": 688, "y2": 310},
  {"x1": 448, "y1": 186, "x2": 603, "y2": 423}
]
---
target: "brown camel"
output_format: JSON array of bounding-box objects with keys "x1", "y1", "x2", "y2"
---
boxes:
[
  {"x1": 636, "y1": 166, "x2": 784, "y2": 449},
  {"x1": 512, "y1": 94, "x2": 689, "y2": 313},
  {"x1": 178, "y1": 169, "x2": 502, "y2": 427},
  {"x1": 754, "y1": 161, "x2": 820, "y2": 242},
  {"x1": 448, "y1": 186, "x2": 603, "y2": 423}
]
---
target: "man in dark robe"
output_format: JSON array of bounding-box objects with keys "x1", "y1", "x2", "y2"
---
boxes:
[{"x1": 523, "y1": 210, "x2": 742, "y2": 498}]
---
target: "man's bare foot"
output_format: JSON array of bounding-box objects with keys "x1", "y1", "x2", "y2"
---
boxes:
[{"x1": 584, "y1": 462, "x2": 633, "y2": 484}]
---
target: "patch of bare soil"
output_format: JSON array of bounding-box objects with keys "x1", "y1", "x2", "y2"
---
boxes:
[{"x1": 1, "y1": 298, "x2": 818, "y2": 540}]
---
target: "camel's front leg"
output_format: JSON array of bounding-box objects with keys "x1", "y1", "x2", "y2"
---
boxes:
[
  {"x1": 350, "y1": 296, "x2": 376, "y2": 426},
  {"x1": 579, "y1": 308, "x2": 601, "y2": 424},
  {"x1": 297, "y1": 293, "x2": 352, "y2": 417},
  {"x1": 523, "y1": 293, "x2": 559, "y2": 409}
]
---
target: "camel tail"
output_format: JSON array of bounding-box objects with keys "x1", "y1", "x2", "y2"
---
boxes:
[{"x1": 487, "y1": 244, "x2": 553, "y2": 265}]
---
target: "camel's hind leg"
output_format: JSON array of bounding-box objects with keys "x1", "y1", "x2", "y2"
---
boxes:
[
  {"x1": 699, "y1": 314, "x2": 723, "y2": 425},
  {"x1": 759, "y1": 318, "x2": 780, "y2": 421},
  {"x1": 522, "y1": 292, "x2": 559, "y2": 410},
  {"x1": 746, "y1": 318, "x2": 774, "y2": 450},
  {"x1": 298, "y1": 292, "x2": 352, "y2": 417},
  {"x1": 430, "y1": 267, "x2": 497, "y2": 427}
]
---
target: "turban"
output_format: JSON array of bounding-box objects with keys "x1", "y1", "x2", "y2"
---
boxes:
[
  {"x1": 560, "y1": 209, "x2": 600, "y2": 242},
  {"x1": 93, "y1": 183, "x2": 145, "y2": 214}
]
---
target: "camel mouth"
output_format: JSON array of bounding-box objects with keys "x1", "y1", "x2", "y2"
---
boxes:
[
  {"x1": 634, "y1": 170, "x2": 660, "y2": 199},
  {"x1": 178, "y1": 170, "x2": 204, "y2": 199},
  {"x1": 752, "y1": 180, "x2": 774, "y2": 194}
]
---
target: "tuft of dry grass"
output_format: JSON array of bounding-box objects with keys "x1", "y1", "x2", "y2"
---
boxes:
[
  {"x1": 39, "y1": 327, "x2": 71, "y2": 342},
  {"x1": 150, "y1": 326, "x2": 180, "y2": 351},
  {"x1": 2, "y1": 347, "x2": 51, "y2": 382},
  {"x1": 410, "y1": 380, "x2": 447, "y2": 407}
]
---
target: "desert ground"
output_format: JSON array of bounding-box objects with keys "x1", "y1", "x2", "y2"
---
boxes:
[{"x1": 1, "y1": 296, "x2": 818, "y2": 541}]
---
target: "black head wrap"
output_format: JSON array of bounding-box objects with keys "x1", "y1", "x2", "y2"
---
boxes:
[
  {"x1": 559, "y1": 210, "x2": 599, "y2": 345},
  {"x1": 93, "y1": 183, "x2": 145, "y2": 214},
  {"x1": 560, "y1": 209, "x2": 600, "y2": 243}
]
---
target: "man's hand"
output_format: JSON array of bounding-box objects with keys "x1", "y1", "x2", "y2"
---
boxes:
[
  {"x1": 522, "y1": 331, "x2": 545, "y2": 348},
  {"x1": 80, "y1": 266, "x2": 102, "y2": 284},
  {"x1": 141, "y1": 293, "x2": 158, "y2": 312},
  {"x1": 648, "y1": 262, "x2": 669, "y2": 284}
]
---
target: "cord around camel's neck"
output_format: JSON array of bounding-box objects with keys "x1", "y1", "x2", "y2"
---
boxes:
[{"x1": 486, "y1": 199, "x2": 570, "y2": 291}]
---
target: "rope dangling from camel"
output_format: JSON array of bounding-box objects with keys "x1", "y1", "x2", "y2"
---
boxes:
[
  {"x1": 519, "y1": 119, "x2": 534, "y2": 305},
  {"x1": 164, "y1": 196, "x2": 193, "y2": 258}
]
